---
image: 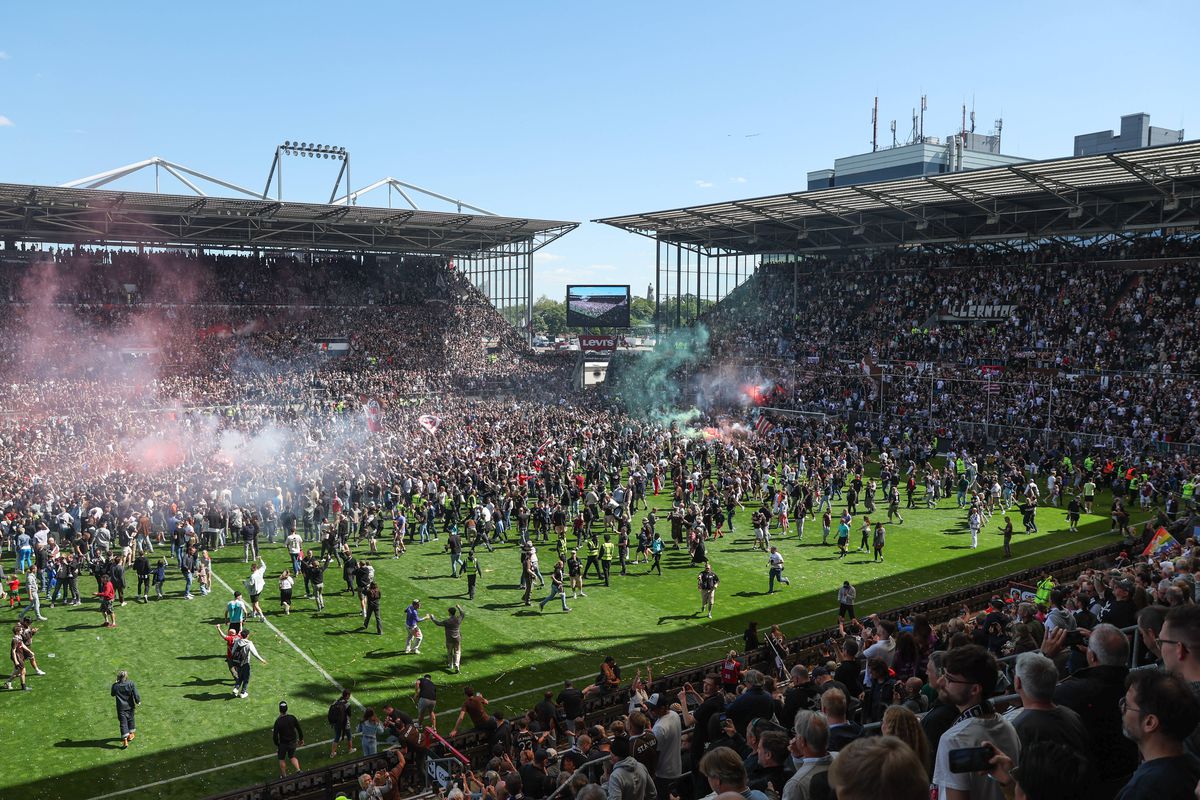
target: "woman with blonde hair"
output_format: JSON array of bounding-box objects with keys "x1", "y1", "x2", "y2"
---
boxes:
[{"x1": 881, "y1": 705, "x2": 931, "y2": 780}]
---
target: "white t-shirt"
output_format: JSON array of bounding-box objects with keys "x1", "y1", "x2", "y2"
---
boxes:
[{"x1": 931, "y1": 712, "x2": 1020, "y2": 800}]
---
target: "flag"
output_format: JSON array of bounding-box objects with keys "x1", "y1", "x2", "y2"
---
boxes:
[
  {"x1": 1142, "y1": 527, "x2": 1178, "y2": 558},
  {"x1": 754, "y1": 416, "x2": 773, "y2": 435},
  {"x1": 983, "y1": 383, "x2": 1001, "y2": 394},
  {"x1": 418, "y1": 414, "x2": 442, "y2": 436},
  {"x1": 363, "y1": 398, "x2": 383, "y2": 433}
]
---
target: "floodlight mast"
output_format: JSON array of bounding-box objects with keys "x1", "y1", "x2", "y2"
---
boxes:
[{"x1": 261, "y1": 142, "x2": 352, "y2": 203}]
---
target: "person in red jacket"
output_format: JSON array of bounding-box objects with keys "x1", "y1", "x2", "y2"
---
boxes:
[
  {"x1": 96, "y1": 576, "x2": 117, "y2": 628},
  {"x1": 720, "y1": 650, "x2": 743, "y2": 693}
]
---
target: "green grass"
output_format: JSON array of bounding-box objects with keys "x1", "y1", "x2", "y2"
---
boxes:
[{"x1": 0, "y1": 486, "x2": 1126, "y2": 800}]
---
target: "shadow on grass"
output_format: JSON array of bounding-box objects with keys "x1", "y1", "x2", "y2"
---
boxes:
[{"x1": 54, "y1": 737, "x2": 124, "y2": 750}]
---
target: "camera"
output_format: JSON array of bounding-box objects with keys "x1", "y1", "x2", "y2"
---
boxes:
[{"x1": 948, "y1": 745, "x2": 994, "y2": 773}]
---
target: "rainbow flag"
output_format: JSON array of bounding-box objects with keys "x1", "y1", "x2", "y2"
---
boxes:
[{"x1": 1142, "y1": 527, "x2": 1178, "y2": 558}]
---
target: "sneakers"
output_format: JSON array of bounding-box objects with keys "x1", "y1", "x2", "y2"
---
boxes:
[
  {"x1": 184, "y1": 594, "x2": 194, "y2": 600},
  {"x1": 232, "y1": 687, "x2": 240, "y2": 696},
  {"x1": 564, "y1": 607, "x2": 573, "y2": 612},
  {"x1": 3, "y1": 682, "x2": 10, "y2": 690},
  {"x1": 413, "y1": 649, "x2": 421, "y2": 655},
  {"x1": 707, "y1": 612, "x2": 713, "y2": 619},
  {"x1": 240, "y1": 691, "x2": 249, "y2": 699},
  {"x1": 34, "y1": 669, "x2": 46, "y2": 676}
]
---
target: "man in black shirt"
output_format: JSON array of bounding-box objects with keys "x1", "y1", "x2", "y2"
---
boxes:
[
  {"x1": 111, "y1": 669, "x2": 141, "y2": 749},
  {"x1": 1118, "y1": 668, "x2": 1200, "y2": 798},
  {"x1": 556, "y1": 680, "x2": 584, "y2": 733},
  {"x1": 1098, "y1": 576, "x2": 1138, "y2": 630},
  {"x1": 273, "y1": 700, "x2": 304, "y2": 777}
]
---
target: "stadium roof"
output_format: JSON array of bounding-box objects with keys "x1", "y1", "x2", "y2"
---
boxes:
[
  {"x1": 0, "y1": 183, "x2": 577, "y2": 256},
  {"x1": 596, "y1": 140, "x2": 1200, "y2": 253}
]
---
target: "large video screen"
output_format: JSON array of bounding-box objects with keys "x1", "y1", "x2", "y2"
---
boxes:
[{"x1": 566, "y1": 285, "x2": 631, "y2": 327}]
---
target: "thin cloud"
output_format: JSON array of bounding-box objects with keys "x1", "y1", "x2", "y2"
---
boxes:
[
  {"x1": 695, "y1": 179, "x2": 714, "y2": 188},
  {"x1": 731, "y1": 176, "x2": 747, "y2": 183},
  {"x1": 0, "y1": 116, "x2": 14, "y2": 128},
  {"x1": 0, "y1": 52, "x2": 9, "y2": 60},
  {"x1": 533, "y1": 251, "x2": 563, "y2": 263}
]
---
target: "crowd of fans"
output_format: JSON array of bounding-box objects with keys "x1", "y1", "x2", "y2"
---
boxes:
[
  {"x1": 697, "y1": 237, "x2": 1200, "y2": 449},
  {"x1": 0, "y1": 236, "x2": 1197, "y2": 800}
]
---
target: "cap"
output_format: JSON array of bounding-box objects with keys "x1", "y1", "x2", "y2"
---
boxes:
[
  {"x1": 545, "y1": 747, "x2": 558, "y2": 760},
  {"x1": 279, "y1": 700, "x2": 289, "y2": 711},
  {"x1": 647, "y1": 692, "x2": 670, "y2": 708},
  {"x1": 413, "y1": 599, "x2": 420, "y2": 605},
  {"x1": 1116, "y1": 578, "x2": 1135, "y2": 593}
]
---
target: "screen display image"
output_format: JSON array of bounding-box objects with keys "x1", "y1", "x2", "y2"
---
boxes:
[{"x1": 566, "y1": 285, "x2": 631, "y2": 327}]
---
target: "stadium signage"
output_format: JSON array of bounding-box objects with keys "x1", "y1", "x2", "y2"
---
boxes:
[
  {"x1": 578, "y1": 334, "x2": 618, "y2": 351},
  {"x1": 941, "y1": 303, "x2": 1017, "y2": 322}
]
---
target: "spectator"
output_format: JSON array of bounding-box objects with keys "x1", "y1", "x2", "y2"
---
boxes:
[
  {"x1": 1051, "y1": 623, "x2": 1138, "y2": 794},
  {"x1": 697, "y1": 746, "x2": 768, "y2": 800},
  {"x1": 1006, "y1": 653, "x2": 1090, "y2": 766},
  {"x1": 1117, "y1": 669, "x2": 1200, "y2": 798},
  {"x1": 820, "y1": 688, "x2": 861, "y2": 753},
  {"x1": 930, "y1": 644, "x2": 1020, "y2": 800},
  {"x1": 608, "y1": 732, "x2": 656, "y2": 800},
  {"x1": 782, "y1": 710, "x2": 832, "y2": 800},
  {"x1": 828, "y1": 736, "x2": 928, "y2": 800}
]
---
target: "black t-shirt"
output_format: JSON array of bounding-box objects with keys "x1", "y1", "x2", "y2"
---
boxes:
[
  {"x1": 557, "y1": 687, "x2": 584, "y2": 719},
  {"x1": 1099, "y1": 590, "x2": 1138, "y2": 629},
  {"x1": 632, "y1": 731, "x2": 659, "y2": 773},
  {"x1": 273, "y1": 714, "x2": 304, "y2": 746},
  {"x1": 1116, "y1": 754, "x2": 1200, "y2": 800},
  {"x1": 418, "y1": 677, "x2": 436, "y2": 700},
  {"x1": 1012, "y1": 706, "x2": 1090, "y2": 757}
]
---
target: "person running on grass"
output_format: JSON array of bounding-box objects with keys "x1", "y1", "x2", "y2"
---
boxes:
[
  {"x1": 273, "y1": 700, "x2": 304, "y2": 777},
  {"x1": 6, "y1": 624, "x2": 34, "y2": 691},
  {"x1": 231, "y1": 629, "x2": 267, "y2": 699},
  {"x1": 278, "y1": 569, "x2": 294, "y2": 615},
  {"x1": 243, "y1": 556, "x2": 268, "y2": 621},
  {"x1": 226, "y1": 591, "x2": 250, "y2": 633},
  {"x1": 767, "y1": 546, "x2": 791, "y2": 593},
  {"x1": 697, "y1": 563, "x2": 719, "y2": 619},
  {"x1": 217, "y1": 624, "x2": 241, "y2": 682}
]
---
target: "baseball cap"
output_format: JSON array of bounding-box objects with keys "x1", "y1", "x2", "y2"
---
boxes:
[
  {"x1": 647, "y1": 692, "x2": 670, "y2": 708},
  {"x1": 1116, "y1": 578, "x2": 1135, "y2": 593},
  {"x1": 279, "y1": 701, "x2": 288, "y2": 712},
  {"x1": 413, "y1": 598, "x2": 420, "y2": 604}
]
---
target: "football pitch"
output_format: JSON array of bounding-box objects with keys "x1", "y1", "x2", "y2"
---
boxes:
[{"x1": 1, "y1": 487, "x2": 1125, "y2": 800}]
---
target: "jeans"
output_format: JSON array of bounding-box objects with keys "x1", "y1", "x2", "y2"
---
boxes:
[
  {"x1": 234, "y1": 663, "x2": 251, "y2": 693},
  {"x1": 540, "y1": 584, "x2": 569, "y2": 610},
  {"x1": 183, "y1": 571, "x2": 193, "y2": 595}
]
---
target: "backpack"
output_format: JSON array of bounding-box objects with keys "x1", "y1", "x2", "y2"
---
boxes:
[
  {"x1": 328, "y1": 699, "x2": 347, "y2": 728},
  {"x1": 231, "y1": 638, "x2": 252, "y2": 667}
]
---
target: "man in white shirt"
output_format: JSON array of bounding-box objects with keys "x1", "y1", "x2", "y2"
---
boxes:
[
  {"x1": 930, "y1": 645, "x2": 1020, "y2": 800},
  {"x1": 648, "y1": 693, "x2": 682, "y2": 800}
]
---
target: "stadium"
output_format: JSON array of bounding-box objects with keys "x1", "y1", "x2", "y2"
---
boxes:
[{"x1": 2, "y1": 13, "x2": 1200, "y2": 800}]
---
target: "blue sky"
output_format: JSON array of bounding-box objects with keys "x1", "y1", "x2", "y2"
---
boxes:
[{"x1": 1, "y1": 2, "x2": 1196, "y2": 302}]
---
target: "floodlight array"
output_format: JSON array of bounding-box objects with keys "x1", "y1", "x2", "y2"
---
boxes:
[{"x1": 280, "y1": 141, "x2": 348, "y2": 160}]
